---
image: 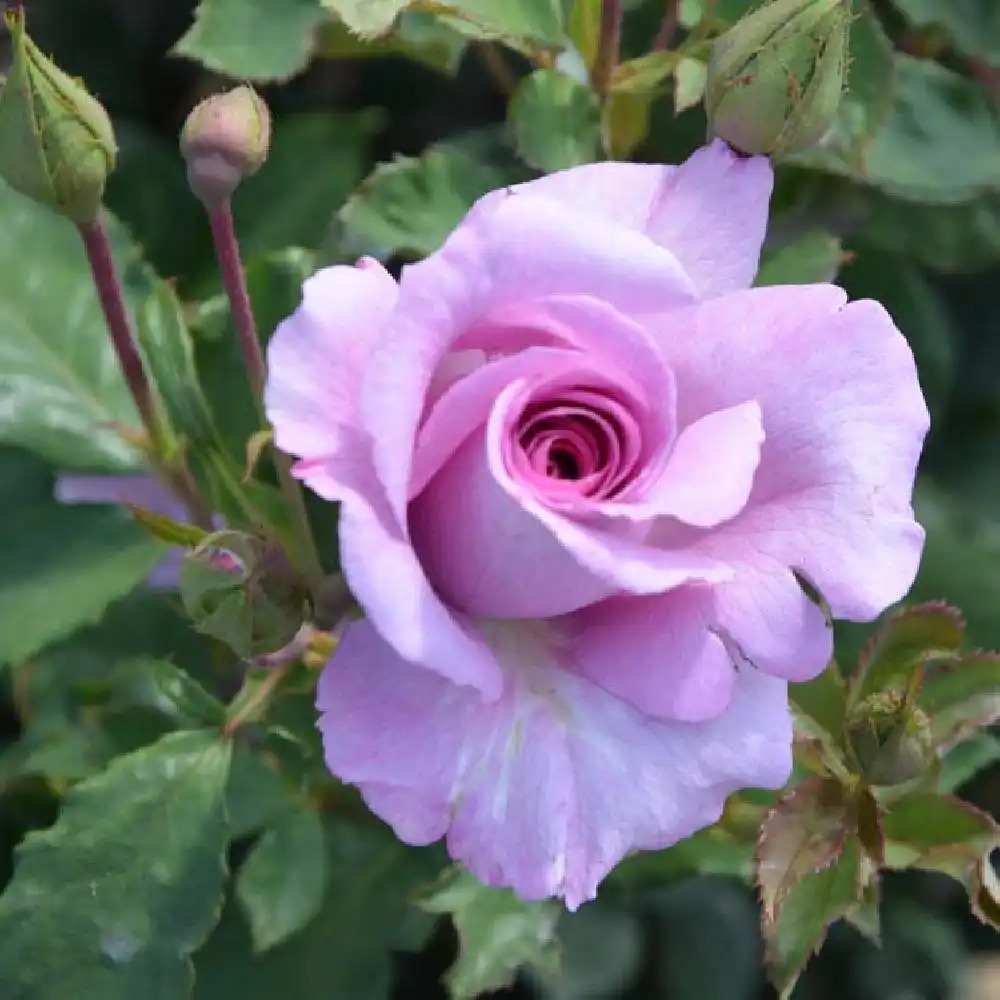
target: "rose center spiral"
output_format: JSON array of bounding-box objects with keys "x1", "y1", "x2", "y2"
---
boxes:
[{"x1": 511, "y1": 385, "x2": 642, "y2": 502}]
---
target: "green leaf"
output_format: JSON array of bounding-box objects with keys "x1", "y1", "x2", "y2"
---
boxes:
[
  {"x1": 137, "y1": 281, "x2": 216, "y2": 448},
  {"x1": 861, "y1": 190, "x2": 1000, "y2": 274},
  {"x1": 881, "y1": 793, "x2": 999, "y2": 879},
  {"x1": 315, "y1": 12, "x2": 468, "y2": 74},
  {"x1": 0, "y1": 185, "x2": 154, "y2": 472},
  {"x1": 109, "y1": 658, "x2": 226, "y2": 728},
  {"x1": 37, "y1": 657, "x2": 227, "y2": 774},
  {"x1": 910, "y1": 481, "x2": 1000, "y2": 650},
  {"x1": 426, "y1": 0, "x2": 565, "y2": 48},
  {"x1": 322, "y1": 0, "x2": 566, "y2": 48},
  {"x1": 233, "y1": 112, "x2": 382, "y2": 263},
  {"x1": 542, "y1": 903, "x2": 642, "y2": 1000},
  {"x1": 0, "y1": 730, "x2": 232, "y2": 1000},
  {"x1": 609, "y1": 827, "x2": 754, "y2": 887},
  {"x1": 611, "y1": 51, "x2": 680, "y2": 95},
  {"x1": 837, "y1": 0, "x2": 896, "y2": 161},
  {"x1": 14, "y1": 654, "x2": 226, "y2": 793},
  {"x1": 790, "y1": 664, "x2": 848, "y2": 746},
  {"x1": 225, "y1": 743, "x2": 295, "y2": 840},
  {"x1": 756, "y1": 230, "x2": 843, "y2": 286},
  {"x1": 889, "y1": 0, "x2": 1000, "y2": 63},
  {"x1": 0, "y1": 449, "x2": 164, "y2": 665},
  {"x1": 860, "y1": 56, "x2": 1000, "y2": 203},
  {"x1": 764, "y1": 838, "x2": 865, "y2": 1000},
  {"x1": 236, "y1": 807, "x2": 328, "y2": 953},
  {"x1": 7, "y1": 598, "x2": 220, "y2": 785},
  {"x1": 338, "y1": 145, "x2": 515, "y2": 260},
  {"x1": 755, "y1": 779, "x2": 853, "y2": 924},
  {"x1": 567, "y1": 0, "x2": 601, "y2": 67},
  {"x1": 319, "y1": 0, "x2": 409, "y2": 35},
  {"x1": 127, "y1": 504, "x2": 207, "y2": 548},
  {"x1": 849, "y1": 603, "x2": 965, "y2": 706},
  {"x1": 938, "y1": 733, "x2": 1000, "y2": 794},
  {"x1": 674, "y1": 57, "x2": 707, "y2": 115},
  {"x1": 637, "y1": 879, "x2": 762, "y2": 1000},
  {"x1": 602, "y1": 89, "x2": 658, "y2": 160},
  {"x1": 195, "y1": 820, "x2": 443, "y2": 1000},
  {"x1": 510, "y1": 68, "x2": 601, "y2": 173},
  {"x1": 173, "y1": 0, "x2": 329, "y2": 82},
  {"x1": 918, "y1": 653, "x2": 1000, "y2": 749},
  {"x1": 418, "y1": 865, "x2": 561, "y2": 999}
]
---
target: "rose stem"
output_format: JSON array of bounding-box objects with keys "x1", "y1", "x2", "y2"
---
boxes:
[
  {"x1": 77, "y1": 217, "x2": 213, "y2": 528},
  {"x1": 206, "y1": 199, "x2": 325, "y2": 590},
  {"x1": 594, "y1": 0, "x2": 623, "y2": 99},
  {"x1": 652, "y1": 0, "x2": 680, "y2": 51}
]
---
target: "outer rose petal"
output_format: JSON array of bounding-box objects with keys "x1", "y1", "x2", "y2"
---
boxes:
[
  {"x1": 569, "y1": 588, "x2": 737, "y2": 722},
  {"x1": 317, "y1": 618, "x2": 792, "y2": 909},
  {"x1": 335, "y1": 457, "x2": 504, "y2": 698},
  {"x1": 711, "y1": 566, "x2": 833, "y2": 682},
  {"x1": 659, "y1": 285, "x2": 929, "y2": 626},
  {"x1": 362, "y1": 190, "x2": 699, "y2": 525},
  {"x1": 509, "y1": 140, "x2": 773, "y2": 298},
  {"x1": 265, "y1": 259, "x2": 397, "y2": 495}
]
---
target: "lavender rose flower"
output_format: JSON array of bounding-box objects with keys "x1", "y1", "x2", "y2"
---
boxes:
[{"x1": 264, "y1": 140, "x2": 929, "y2": 907}]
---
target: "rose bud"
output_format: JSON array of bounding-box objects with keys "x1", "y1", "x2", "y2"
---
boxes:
[
  {"x1": 180, "y1": 529, "x2": 308, "y2": 659},
  {"x1": 846, "y1": 690, "x2": 936, "y2": 787},
  {"x1": 0, "y1": 8, "x2": 116, "y2": 221},
  {"x1": 705, "y1": 0, "x2": 850, "y2": 158},
  {"x1": 179, "y1": 85, "x2": 271, "y2": 207}
]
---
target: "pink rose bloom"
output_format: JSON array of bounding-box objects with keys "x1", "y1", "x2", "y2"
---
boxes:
[{"x1": 265, "y1": 141, "x2": 929, "y2": 907}]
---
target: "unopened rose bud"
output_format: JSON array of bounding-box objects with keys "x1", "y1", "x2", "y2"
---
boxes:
[
  {"x1": 846, "y1": 691, "x2": 935, "y2": 787},
  {"x1": 0, "y1": 9, "x2": 116, "y2": 221},
  {"x1": 180, "y1": 85, "x2": 270, "y2": 207},
  {"x1": 180, "y1": 530, "x2": 308, "y2": 658},
  {"x1": 705, "y1": 0, "x2": 850, "y2": 158}
]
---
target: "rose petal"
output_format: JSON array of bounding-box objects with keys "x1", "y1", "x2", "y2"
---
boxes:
[
  {"x1": 600, "y1": 401, "x2": 764, "y2": 527},
  {"x1": 644, "y1": 140, "x2": 773, "y2": 297},
  {"x1": 362, "y1": 191, "x2": 699, "y2": 526},
  {"x1": 265, "y1": 259, "x2": 397, "y2": 495},
  {"x1": 410, "y1": 377, "x2": 730, "y2": 618},
  {"x1": 507, "y1": 140, "x2": 773, "y2": 298},
  {"x1": 411, "y1": 429, "x2": 621, "y2": 617},
  {"x1": 569, "y1": 588, "x2": 737, "y2": 722},
  {"x1": 317, "y1": 618, "x2": 792, "y2": 909},
  {"x1": 711, "y1": 566, "x2": 833, "y2": 682},
  {"x1": 411, "y1": 347, "x2": 581, "y2": 499},
  {"x1": 411, "y1": 295, "x2": 675, "y2": 499},
  {"x1": 659, "y1": 285, "x2": 929, "y2": 626},
  {"x1": 487, "y1": 382, "x2": 731, "y2": 594},
  {"x1": 332, "y1": 451, "x2": 504, "y2": 698}
]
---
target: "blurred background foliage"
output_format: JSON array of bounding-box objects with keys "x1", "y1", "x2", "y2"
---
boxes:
[{"x1": 1, "y1": 0, "x2": 1000, "y2": 998}]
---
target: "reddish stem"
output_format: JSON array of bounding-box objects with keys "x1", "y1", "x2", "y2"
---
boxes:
[
  {"x1": 208, "y1": 202, "x2": 267, "y2": 399},
  {"x1": 78, "y1": 218, "x2": 160, "y2": 438},
  {"x1": 205, "y1": 198, "x2": 324, "y2": 588},
  {"x1": 652, "y1": 0, "x2": 680, "y2": 51},
  {"x1": 78, "y1": 217, "x2": 213, "y2": 528},
  {"x1": 594, "y1": 0, "x2": 622, "y2": 98}
]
